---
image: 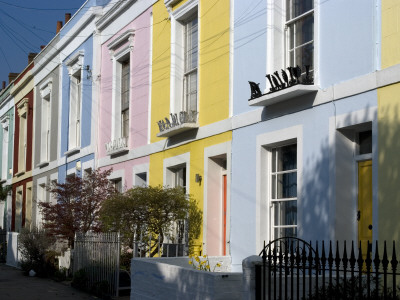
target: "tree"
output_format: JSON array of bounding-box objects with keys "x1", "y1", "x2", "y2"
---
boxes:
[
  {"x1": 100, "y1": 185, "x2": 202, "y2": 257},
  {"x1": 39, "y1": 169, "x2": 116, "y2": 248}
]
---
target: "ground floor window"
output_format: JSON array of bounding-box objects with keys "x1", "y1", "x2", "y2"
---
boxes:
[{"x1": 270, "y1": 143, "x2": 297, "y2": 239}]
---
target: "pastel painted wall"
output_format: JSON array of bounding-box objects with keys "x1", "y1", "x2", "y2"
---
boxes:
[
  {"x1": 60, "y1": 37, "x2": 93, "y2": 156},
  {"x1": 99, "y1": 156, "x2": 149, "y2": 190},
  {"x1": 0, "y1": 107, "x2": 14, "y2": 181},
  {"x1": 150, "y1": 1, "x2": 171, "y2": 144},
  {"x1": 230, "y1": 92, "x2": 377, "y2": 271},
  {"x1": 319, "y1": 0, "x2": 378, "y2": 88},
  {"x1": 57, "y1": 154, "x2": 95, "y2": 183},
  {"x1": 377, "y1": 84, "x2": 400, "y2": 242},
  {"x1": 149, "y1": 132, "x2": 232, "y2": 249},
  {"x1": 381, "y1": 0, "x2": 400, "y2": 69},
  {"x1": 150, "y1": 0, "x2": 231, "y2": 142},
  {"x1": 232, "y1": 0, "x2": 267, "y2": 115},
  {"x1": 377, "y1": 0, "x2": 400, "y2": 244},
  {"x1": 233, "y1": 0, "x2": 378, "y2": 115},
  {"x1": 98, "y1": 7, "x2": 152, "y2": 158}
]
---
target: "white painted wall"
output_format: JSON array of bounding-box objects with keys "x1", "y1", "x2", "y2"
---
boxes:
[{"x1": 131, "y1": 257, "x2": 242, "y2": 300}]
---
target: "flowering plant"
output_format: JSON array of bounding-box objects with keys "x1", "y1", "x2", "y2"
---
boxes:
[{"x1": 188, "y1": 255, "x2": 221, "y2": 272}]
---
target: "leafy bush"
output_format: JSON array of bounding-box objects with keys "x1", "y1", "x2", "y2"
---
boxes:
[
  {"x1": 71, "y1": 269, "x2": 88, "y2": 290},
  {"x1": 0, "y1": 242, "x2": 6, "y2": 263},
  {"x1": 18, "y1": 228, "x2": 58, "y2": 277}
]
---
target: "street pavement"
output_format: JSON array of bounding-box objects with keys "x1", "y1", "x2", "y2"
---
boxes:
[{"x1": 0, "y1": 263, "x2": 130, "y2": 300}]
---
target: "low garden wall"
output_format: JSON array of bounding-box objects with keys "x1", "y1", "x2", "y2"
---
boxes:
[
  {"x1": 6, "y1": 232, "x2": 20, "y2": 267},
  {"x1": 131, "y1": 256, "x2": 242, "y2": 299}
]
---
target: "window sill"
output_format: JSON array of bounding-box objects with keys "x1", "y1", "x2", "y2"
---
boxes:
[
  {"x1": 108, "y1": 147, "x2": 129, "y2": 156},
  {"x1": 37, "y1": 161, "x2": 49, "y2": 168},
  {"x1": 156, "y1": 123, "x2": 199, "y2": 138},
  {"x1": 64, "y1": 147, "x2": 80, "y2": 157},
  {"x1": 248, "y1": 85, "x2": 318, "y2": 107},
  {"x1": 15, "y1": 171, "x2": 25, "y2": 177}
]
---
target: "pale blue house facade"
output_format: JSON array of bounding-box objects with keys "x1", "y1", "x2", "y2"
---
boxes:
[{"x1": 230, "y1": 0, "x2": 381, "y2": 271}]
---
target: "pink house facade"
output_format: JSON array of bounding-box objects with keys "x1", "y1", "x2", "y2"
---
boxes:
[{"x1": 96, "y1": 2, "x2": 153, "y2": 190}]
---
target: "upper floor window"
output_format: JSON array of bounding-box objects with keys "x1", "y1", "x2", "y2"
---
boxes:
[
  {"x1": 65, "y1": 50, "x2": 84, "y2": 152},
  {"x1": 17, "y1": 99, "x2": 28, "y2": 174},
  {"x1": 1, "y1": 116, "x2": 9, "y2": 180},
  {"x1": 285, "y1": 0, "x2": 314, "y2": 75},
  {"x1": 183, "y1": 16, "x2": 198, "y2": 114},
  {"x1": 121, "y1": 58, "x2": 130, "y2": 140},
  {"x1": 69, "y1": 70, "x2": 81, "y2": 150},
  {"x1": 105, "y1": 30, "x2": 134, "y2": 154},
  {"x1": 39, "y1": 79, "x2": 52, "y2": 164}
]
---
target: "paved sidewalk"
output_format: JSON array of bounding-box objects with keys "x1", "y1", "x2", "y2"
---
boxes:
[{"x1": 0, "y1": 263, "x2": 104, "y2": 300}]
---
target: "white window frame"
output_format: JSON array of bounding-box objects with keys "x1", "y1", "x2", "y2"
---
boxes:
[
  {"x1": 39, "y1": 79, "x2": 53, "y2": 165},
  {"x1": 16, "y1": 99, "x2": 28, "y2": 175},
  {"x1": 108, "y1": 30, "x2": 134, "y2": 146},
  {"x1": 256, "y1": 126, "x2": 303, "y2": 249},
  {"x1": 169, "y1": 0, "x2": 199, "y2": 117},
  {"x1": 133, "y1": 163, "x2": 149, "y2": 187},
  {"x1": 108, "y1": 169, "x2": 125, "y2": 193},
  {"x1": 66, "y1": 51, "x2": 84, "y2": 152},
  {"x1": 269, "y1": 143, "x2": 298, "y2": 240},
  {"x1": 1, "y1": 116, "x2": 9, "y2": 181},
  {"x1": 284, "y1": 0, "x2": 314, "y2": 74},
  {"x1": 266, "y1": 0, "x2": 318, "y2": 91},
  {"x1": 163, "y1": 153, "x2": 190, "y2": 193}
]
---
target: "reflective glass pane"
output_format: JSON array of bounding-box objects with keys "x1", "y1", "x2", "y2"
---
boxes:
[
  {"x1": 287, "y1": 0, "x2": 313, "y2": 20},
  {"x1": 274, "y1": 227, "x2": 297, "y2": 239},
  {"x1": 295, "y1": 43, "x2": 313, "y2": 70},
  {"x1": 273, "y1": 200, "x2": 297, "y2": 226},
  {"x1": 295, "y1": 14, "x2": 313, "y2": 46},
  {"x1": 277, "y1": 144, "x2": 297, "y2": 171},
  {"x1": 277, "y1": 172, "x2": 297, "y2": 198},
  {"x1": 271, "y1": 174, "x2": 276, "y2": 199}
]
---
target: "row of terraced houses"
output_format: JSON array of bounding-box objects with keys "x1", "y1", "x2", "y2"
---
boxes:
[{"x1": 1, "y1": 0, "x2": 400, "y2": 271}]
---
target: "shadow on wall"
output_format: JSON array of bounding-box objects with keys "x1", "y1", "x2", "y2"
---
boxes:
[
  {"x1": 299, "y1": 104, "x2": 377, "y2": 250},
  {"x1": 378, "y1": 103, "x2": 400, "y2": 244}
]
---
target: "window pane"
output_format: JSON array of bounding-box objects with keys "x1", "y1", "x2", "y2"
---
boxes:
[
  {"x1": 121, "y1": 109, "x2": 129, "y2": 138},
  {"x1": 186, "y1": 72, "x2": 197, "y2": 112},
  {"x1": 286, "y1": 0, "x2": 313, "y2": 20},
  {"x1": 295, "y1": 14, "x2": 313, "y2": 46},
  {"x1": 185, "y1": 18, "x2": 198, "y2": 72},
  {"x1": 359, "y1": 130, "x2": 372, "y2": 155},
  {"x1": 274, "y1": 227, "x2": 297, "y2": 239},
  {"x1": 295, "y1": 43, "x2": 313, "y2": 70},
  {"x1": 277, "y1": 172, "x2": 297, "y2": 198},
  {"x1": 273, "y1": 200, "x2": 297, "y2": 226},
  {"x1": 271, "y1": 174, "x2": 276, "y2": 199},
  {"x1": 277, "y1": 144, "x2": 297, "y2": 171},
  {"x1": 121, "y1": 60, "x2": 130, "y2": 111}
]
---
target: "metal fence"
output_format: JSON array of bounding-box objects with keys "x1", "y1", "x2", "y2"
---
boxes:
[
  {"x1": 0, "y1": 229, "x2": 6, "y2": 263},
  {"x1": 73, "y1": 232, "x2": 120, "y2": 297},
  {"x1": 256, "y1": 238, "x2": 400, "y2": 300}
]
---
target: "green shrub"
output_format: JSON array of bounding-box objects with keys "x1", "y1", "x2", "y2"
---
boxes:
[
  {"x1": 71, "y1": 269, "x2": 88, "y2": 290},
  {"x1": 18, "y1": 228, "x2": 58, "y2": 277}
]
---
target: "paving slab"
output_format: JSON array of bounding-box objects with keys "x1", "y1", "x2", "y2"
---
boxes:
[{"x1": 0, "y1": 263, "x2": 127, "y2": 300}]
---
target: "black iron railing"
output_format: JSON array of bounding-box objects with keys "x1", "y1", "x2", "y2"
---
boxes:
[{"x1": 256, "y1": 238, "x2": 400, "y2": 300}]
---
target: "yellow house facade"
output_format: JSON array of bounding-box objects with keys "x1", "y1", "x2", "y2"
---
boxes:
[
  {"x1": 149, "y1": 0, "x2": 232, "y2": 256},
  {"x1": 378, "y1": 0, "x2": 400, "y2": 243}
]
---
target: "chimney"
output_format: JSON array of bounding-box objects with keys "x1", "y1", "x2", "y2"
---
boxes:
[
  {"x1": 65, "y1": 13, "x2": 71, "y2": 24},
  {"x1": 8, "y1": 73, "x2": 19, "y2": 84},
  {"x1": 56, "y1": 21, "x2": 63, "y2": 33},
  {"x1": 2, "y1": 81, "x2": 5, "y2": 90},
  {"x1": 28, "y1": 53, "x2": 37, "y2": 64},
  {"x1": 40, "y1": 45, "x2": 45, "y2": 50}
]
